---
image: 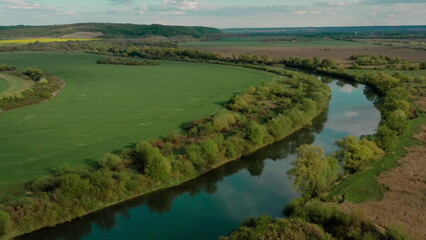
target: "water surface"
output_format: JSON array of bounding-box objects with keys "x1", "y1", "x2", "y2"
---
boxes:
[{"x1": 18, "y1": 77, "x2": 380, "y2": 240}]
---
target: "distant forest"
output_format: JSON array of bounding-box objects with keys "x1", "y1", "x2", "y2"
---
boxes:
[{"x1": 0, "y1": 23, "x2": 222, "y2": 39}]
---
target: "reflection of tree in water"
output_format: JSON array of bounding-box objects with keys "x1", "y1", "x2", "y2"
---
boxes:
[{"x1": 17, "y1": 108, "x2": 329, "y2": 240}]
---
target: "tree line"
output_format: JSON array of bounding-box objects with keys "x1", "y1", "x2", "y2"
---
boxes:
[{"x1": 96, "y1": 57, "x2": 161, "y2": 66}]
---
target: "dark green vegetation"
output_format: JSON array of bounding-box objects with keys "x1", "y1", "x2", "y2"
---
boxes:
[
  {"x1": 223, "y1": 200, "x2": 408, "y2": 240},
  {"x1": 287, "y1": 145, "x2": 340, "y2": 198},
  {"x1": 0, "y1": 66, "x2": 63, "y2": 111},
  {"x1": 0, "y1": 23, "x2": 221, "y2": 39},
  {"x1": 96, "y1": 57, "x2": 161, "y2": 66},
  {"x1": 0, "y1": 52, "x2": 330, "y2": 239},
  {"x1": 349, "y1": 55, "x2": 426, "y2": 70},
  {"x1": 0, "y1": 52, "x2": 278, "y2": 190}
]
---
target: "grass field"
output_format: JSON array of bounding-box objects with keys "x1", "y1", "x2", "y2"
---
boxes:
[
  {"x1": 0, "y1": 72, "x2": 33, "y2": 95},
  {"x1": 0, "y1": 38, "x2": 98, "y2": 46},
  {"x1": 0, "y1": 77, "x2": 8, "y2": 93},
  {"x1": 0, "y1": 52, "x2": 279, "y2": 192},
  {"x1": 180, "y1": 37, "x2": 372, "y2": 48}
]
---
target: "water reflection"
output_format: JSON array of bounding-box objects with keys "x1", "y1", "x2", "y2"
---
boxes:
[{"x1": 17, "y1": 79, "x2": 379, "y2": 240}]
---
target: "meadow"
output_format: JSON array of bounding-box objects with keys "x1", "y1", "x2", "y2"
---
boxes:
[
  {"x1": 0, "y1": 39, "x2": 97, "y2": 46},
  {"x1": 0, "y1": 72, "x2": 33, "y2": 95},
  {"x1": 0, "y1": 52, "x2": 278, "y2": 192}
]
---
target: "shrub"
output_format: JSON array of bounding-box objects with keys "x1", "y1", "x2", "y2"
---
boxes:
[
  {"x1": 201, "y1": 139, "x2": 219, "y2": 167},
  {"x1": 136, "y1": 141, "x2": 171, "y2": 182},
  {"x1": 23, "y1": 67, "x2": 45, "y2": 81},
  {"x1": 0, "y1": 210, "x2": 11, "y2": 236},
  {"x1": 247, "y1": 122, "x2": 266, "y2": 146},
  {"x1": 336, "y1": 136, "x2": 385, "y2": 173},
  {"x1": 98, "y1": 153, "x2": 125, "y2": 171}
]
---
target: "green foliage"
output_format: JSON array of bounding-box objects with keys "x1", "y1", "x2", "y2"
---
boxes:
[
  {"x1": 96, "y1": 57, "x2": 160, "y2": 66},
  {"x1": 201, "y1": 139, "x2": 219, "y2": 167},
  {"x1": 221, "y1": 215, "x2": 326, "y2": 240},
  {"x1": 136, "y1": 141, "x2": 171, "y2": 182},
  {"x1": 287, "y1": 145, "x2": 340, "y2": 197},
  {"x1": 22, "y1": 67, "x2": 45, "y2": 81},
  {"x1": 0, "y1": 68, "x2": 63, "y2": 111},
  {"x1": 0, "y1": 210, "x2": 11, "y2": 236},
  {"x1": 384, "y1": 109, "x2": 408, "y2": 133},
  {"x1": 59, "y1": 173, "x2": 92, "y2": 197},
  {"x1": 336, "y1": 136, "x2": 385, "y2": 173},
  {"x1": 287, "y1": 201, "x2": 381, "y2": 240},
  {"x1": 0, "y1": 23, "x2": 221, "y2": 39},
  {"x1": 98, "y1": 153, "x2": 125, "y2": 171},
  {"x1": 247, "y1": 122, "x2": 266, "y2": 146}
]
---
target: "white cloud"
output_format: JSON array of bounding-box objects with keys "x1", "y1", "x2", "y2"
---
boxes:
[
  {"x1": 292, "y1": 10, "x2": 321, "y2": 15},
  {"x1": 0, "y1": 0, "x2": 75, "y2": 15},
  {"x1": 137, "y1": 0, "x2": 216, "y2": 16}
]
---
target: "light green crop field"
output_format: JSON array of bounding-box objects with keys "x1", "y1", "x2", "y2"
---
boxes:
[
  {"x1": 180, "y1": 37, "x2": 372, "y2": 48},
  {"x1": 0, "y1": 52, "x2": 279, "y2": 192},
  {"x1": 0, "y1": 72, "x2": 34, "y2": 95},
  {"x1": 0, "y1": 77, "x2": 8, "y2": 93}
]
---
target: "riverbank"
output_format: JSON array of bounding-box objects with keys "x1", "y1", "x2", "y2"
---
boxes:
[{"x1": 0, "y1": 63, "x2": 330, "y2": 240}]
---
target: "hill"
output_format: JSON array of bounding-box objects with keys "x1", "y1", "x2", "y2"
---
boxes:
[{"x1": 0, "y1": 23, "x2": 222, "y2": 39}]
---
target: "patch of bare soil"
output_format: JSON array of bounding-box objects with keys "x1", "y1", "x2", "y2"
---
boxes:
[
  {"x1": 343, "y1": 96, "x2": 426, "y2": 240},
  {"x1": 61, "y1": 32, "x2": 103, "y2": 39},
  {"x1": 195, "y1": 46, "x2": 426, "y2": 64}
]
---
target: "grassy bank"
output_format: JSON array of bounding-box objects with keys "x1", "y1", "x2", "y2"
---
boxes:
[{"x1": 0, "y1": 52, "x2": 277, "y2": 191}]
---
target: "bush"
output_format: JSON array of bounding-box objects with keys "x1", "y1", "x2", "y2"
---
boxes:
[
  {"x1": 23, "y1": 67, "x2": 45, "y2": 81},
  {"x1": 0, "y1": 210, "x2": 11, "y2": 236},
  {"x1": 336, "y1": 136, "x2": 385, "y2": 173},
  {"x1": 136, "y1": 141, "x2": 171, "y2": 182},
  {"x1": 221, "y1": 215, "x2": 326, "y2": 240},
  {"x1": 98, "y1": 153, "x2": 125, "y2": 171}
]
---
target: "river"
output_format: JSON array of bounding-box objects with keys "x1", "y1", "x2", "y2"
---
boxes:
[{"x1": 17, "y1": 76, "x2": 381, "y2": 240}]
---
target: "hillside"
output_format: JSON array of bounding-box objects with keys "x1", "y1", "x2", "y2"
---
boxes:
[{"x1": 0, "y1": 23, "x2": 222, "y2": 39}]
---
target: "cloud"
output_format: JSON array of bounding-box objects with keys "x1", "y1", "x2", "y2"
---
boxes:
[
  {"x1": 108, "y1": 0, "x2": 134, "y2": 6},
  {"x1": 137, "y1": 0, "x2": 217, "y2": 16},
  {"x1": 0, "y1": 0, "x2": 75, "y2": 15},
  {"x1": 292, "y1": 10, "x2": 321, "y2": 15}
]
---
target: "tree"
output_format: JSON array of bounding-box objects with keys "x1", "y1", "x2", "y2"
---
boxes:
[
  {"x1": 385, "y1": 109, "x2": 408, "y2": 133},
  {"x1": 376, "y1": 125, "x2": 399, "y2": 151},
  {"x1": 247, "y1": 122, "x2": 266, "y2": 146},
  {"x1": 336, "y1": 136, "x2": 385, "y2": 173},
  {"x1": 201, "y1": 139, "x2": 219, "y2": 166},
  {"x1": 287, "y1": 145, "x2": 340, "y2": 198},
  {"x1": 136, "y1": 141, "x2": 171, "y2": 182},
  {"x1": 98, "y1": 153, "x2": 125, "y2": 171}
]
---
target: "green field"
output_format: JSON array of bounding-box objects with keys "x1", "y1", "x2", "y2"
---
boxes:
[
  {"x1": 0, "y1": 72, "x2": 34, "y2": 95},
  {"x1": 0, "y1": 77, "x2": 8, "y2": 93},
  {"x1": 180, "y1": 37, "x2": 372, "y2": 48},
  {"x1": 0, "y1": 52, "x2": 278, "y2": 190}
]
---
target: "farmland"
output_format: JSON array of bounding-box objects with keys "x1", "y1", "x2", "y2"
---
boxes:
[
  {"x1": 0, "y1": 73, "x2": 33, "y2": 95},
  {"x1": 182, "y1": 37, "x2": 426, "y2": 64},
  {"x1": 0, "y1": 39, "x2": 97, "y2": 46},
  {"x1": 0, "y1": 52, "x2": 278, "y2": 192}
]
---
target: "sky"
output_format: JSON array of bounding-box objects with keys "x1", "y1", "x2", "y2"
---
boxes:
[{"x1": 0, "y1": 0, "x2": 425, "y2": 28}]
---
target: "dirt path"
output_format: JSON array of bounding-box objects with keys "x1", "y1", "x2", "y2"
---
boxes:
[{"x1": 343, "y1": 95, "x2": 426, "y2": 240}]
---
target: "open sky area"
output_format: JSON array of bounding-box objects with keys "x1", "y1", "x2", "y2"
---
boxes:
[{"x1": 0, "y1": 0, "x2": 425, "y2": 27}]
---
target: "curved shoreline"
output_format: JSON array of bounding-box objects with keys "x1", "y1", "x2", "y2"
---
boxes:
[{"x1": 1, "y1": 64, "x2": 331, "y2": 240}]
